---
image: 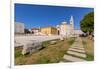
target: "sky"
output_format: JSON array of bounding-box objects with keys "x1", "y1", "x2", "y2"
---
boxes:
[{"x1": 15, "y1": 3, "x2": 94, "y2": 29}]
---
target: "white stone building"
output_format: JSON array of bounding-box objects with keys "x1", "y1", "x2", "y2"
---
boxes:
[
  {"x1": 15, "y1": 22, "x2": 24, "y2": 34},
  {"x1": 56, "y1": 16, "x2": 74, "y2": 37},
  {"x1": 30, "y1": 28, "x2": 39, "y2": 34},
  {"x1": 57, "y1": 22, "x2": 67, "y2": 36}
]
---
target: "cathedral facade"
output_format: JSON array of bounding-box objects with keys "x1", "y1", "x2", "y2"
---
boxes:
[{"x1": 56, "y1": 16, "x2": 74, "y2": 37}]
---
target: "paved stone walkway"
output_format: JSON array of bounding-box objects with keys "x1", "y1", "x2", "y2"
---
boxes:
[{"x1": 60, "y1": 37, "x2": 87, "y2": 62}]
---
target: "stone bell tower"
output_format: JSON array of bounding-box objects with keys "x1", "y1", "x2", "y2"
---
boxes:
[
  {"x1": 70, "y1": 16, "x2": 74, "y2": 36},
  {"x1": 70, "y1": 16, "x2": 74, "y2": 30}
]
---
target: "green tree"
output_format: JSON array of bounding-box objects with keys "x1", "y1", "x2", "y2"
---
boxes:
[{"x1": 80, "y1": 12, "x2": 94, "y2": 35}]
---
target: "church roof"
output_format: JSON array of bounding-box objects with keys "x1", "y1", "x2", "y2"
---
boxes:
[{"x1": 61, "y1": 21, "x2": 67, "y2": 25}]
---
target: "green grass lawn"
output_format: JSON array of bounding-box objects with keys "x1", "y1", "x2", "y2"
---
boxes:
[
  {"x1": 81, "y1": 37, "x2": 94, "y2": 61},
  {"x1": 15, "y1": 47, "x2": 23, "y2": 58},
  {"x1": 15, "y1": 38, "x2": 75, "y2": 65}
]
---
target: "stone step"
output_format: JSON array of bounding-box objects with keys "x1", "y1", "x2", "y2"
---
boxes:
[
  {"x1": 60, "y1": 58, "x2": 72, "y2": 62},
  {"x1": 69, "y1": 48, "x2": 85, "y2": 53},
  {"x1": 59, "y1": 61, "x2": 65, "y2": 63},
  {"x1": 70, "y1": 46, "x2": 85, "y2": 50},
  {"x1": 63, "y1": 55, "x2": 86, "y2": 62},
  {"x1": 67, "y1": 50, "x2": 87, "y2": 58},
  {"x1": 72, "y1": 44, "x2": 83, "y2": 47},
  {"x1": 72, "y1": 46, "x2": 84, "y2": 48}
]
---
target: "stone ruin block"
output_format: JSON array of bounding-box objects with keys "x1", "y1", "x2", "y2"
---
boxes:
[
  {"x1": 50, "y1": 41, "x2": 57, "y2": 45},
  {"x1": 22, "y1": 42, "x2": 42, "y2": 55},
  {"x1": 60, "y1": 36, "x2": 64, "y2": 41}
]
